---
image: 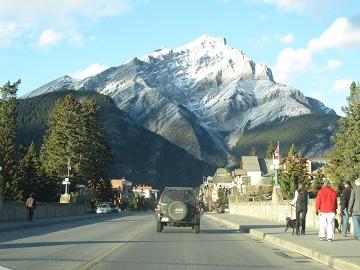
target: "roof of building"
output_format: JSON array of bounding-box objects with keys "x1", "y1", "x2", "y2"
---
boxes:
[
  {"x1": 215, "y1": 168, "x2": 229, "y2": 176},
  {"x1": 232, "y1": 169, "x2": 247, "y2": 176},
  {"x1": 241, "y1": 156, "x2": 260, "y2": 171},
  {"x1": 212, "y1": 174, "x2": 233, "y2": 184}
]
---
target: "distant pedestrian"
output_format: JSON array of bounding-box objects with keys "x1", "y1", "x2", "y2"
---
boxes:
[
  {"x1": 349, "y1": 178, "x2": 360, "y2": 240},
  {"x1": 315, "y1": 180, "x2": 337, "y2": 242},
  {"x1": 291, "y1": 183, "x2": 309, "y2": 235},
  {"x1": 25, "y1": 193, "x2": 36, "y2": 222},
  {"x1": 90, "y1": 199, "x2": 96, "y2": 213},
  {"x1": 340, "y1": 180, "x2": 352, "y2": 236}
]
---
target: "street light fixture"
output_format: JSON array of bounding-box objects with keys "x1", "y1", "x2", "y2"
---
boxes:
[{"x1": 270, "y1": 158, "x2": 280, "y2": 186}]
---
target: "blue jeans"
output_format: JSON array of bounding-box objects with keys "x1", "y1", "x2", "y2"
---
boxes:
[
  {"x1": 352, "y1": 215, "x2": 360, "y2": 240},
  {"x1": 342, "y1": 208, "x2": 350, "y2": 236}
]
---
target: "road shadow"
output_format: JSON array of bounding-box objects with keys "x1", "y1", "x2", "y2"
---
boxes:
[
  {"x1": 200, "y1": 229, "x2": 243, "y2": 234},
  {"x1": 0, "y1": 212, "x2": 149, "y2": 243}
]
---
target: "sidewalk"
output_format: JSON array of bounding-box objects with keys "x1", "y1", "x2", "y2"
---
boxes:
[
  {"x1": 205, "y1": 213, "x2": 360, "y2": 270},
  {"x1": 0, "y1": 212, "x2": 129, "y2": 233}
]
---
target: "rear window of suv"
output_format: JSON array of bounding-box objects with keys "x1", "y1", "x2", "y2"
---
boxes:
[{"x1": 160, "y1": 189, "x2": 196, "y2": 203}]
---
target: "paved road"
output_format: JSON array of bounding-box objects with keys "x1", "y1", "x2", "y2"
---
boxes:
[{"x1": 0, "y1": 213, "x2": 330, "y2": 270}]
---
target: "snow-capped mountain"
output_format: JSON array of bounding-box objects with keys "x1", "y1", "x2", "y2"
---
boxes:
[{"x1": 25, "y1": 35, "x2": 336, "y2": 165}]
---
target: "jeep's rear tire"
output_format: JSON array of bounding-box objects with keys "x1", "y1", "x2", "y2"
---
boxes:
[
  {"x1": 194, "y1": 224, "x2": 200, "y2": 234},
  {"x1": 168, "y1": 201, "x2": 188, "y2": 221},
  {"x1": 156, "y1": 221, "x2": 163, "y2": 232}
]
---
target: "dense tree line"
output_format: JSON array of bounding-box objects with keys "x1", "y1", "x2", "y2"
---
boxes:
[
  {"x1": 327, "y1": 81, "x2": 360, "y2": 192},
  {"x1": 0, "y1": 81, "x2": 112, "y2": 202}
]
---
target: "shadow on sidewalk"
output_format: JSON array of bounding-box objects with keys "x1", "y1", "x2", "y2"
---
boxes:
[{"x1": 238, "y1": 224, "x2": 284, "y2": 233}]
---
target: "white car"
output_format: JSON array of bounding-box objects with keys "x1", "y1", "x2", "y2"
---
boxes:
[{"x1": 96, "y1": 203, "x2": 112, "y2": 214}]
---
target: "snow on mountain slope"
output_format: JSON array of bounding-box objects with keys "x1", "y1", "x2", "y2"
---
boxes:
[{"x1": 25, "y1": 35, "x2": 336, "y2": 164}]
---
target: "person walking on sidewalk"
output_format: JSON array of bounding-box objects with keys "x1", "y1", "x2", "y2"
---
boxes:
[
  {"x1": 340, "y1": 180, "x2": 352, "y2": 237},
  {"x1": 25, "y1": 193, "x2": 37, "y2": 222},
  {"x1": 349, "y1": 178, "x2": 360, "y2": 240},
  {"x1": 291, "y1": 183, "x2": 308, "y2": 235},
  {"x1": 315, "y1": 180, "x2": 337, "y2": 242}
]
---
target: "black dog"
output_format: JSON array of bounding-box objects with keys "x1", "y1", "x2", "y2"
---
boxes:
[
  {"x1": 285, "y1": 217, "x2": 297, "y2": 235},
  {"x1": 334, "y1": 218, "x2": 341, "y2": 233}
]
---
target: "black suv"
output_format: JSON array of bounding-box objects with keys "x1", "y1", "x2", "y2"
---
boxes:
[{"x1": 155, "y1": 187, "x2": 200, "y2": 233}]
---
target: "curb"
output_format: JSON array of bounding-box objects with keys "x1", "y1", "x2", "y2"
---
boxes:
[
  {"x1": 0, "y1": 212, "x2": 131, "y2": 233},
  {"x1": 205, "y1": 214, "x2": 360, "y2": 270}
]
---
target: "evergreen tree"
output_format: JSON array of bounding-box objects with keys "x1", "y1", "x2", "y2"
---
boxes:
[
  {"x1": 250, "y1": 146, "x2": 257, "y2": 156},
  {"x1": 217, "y1": 188, "x2": 227, "y2": 205},
  {"x1": 327, "y1": 81, "x2": 360, "y2": 191},
  {"x1": 288, "y1": 144, "x2": 296, "y2": 158},
  {"x1": 279, "y1": 146, "x2": 310, "y2": 199},
  {"x1": 0, "y1": 80, "x2": 21, "y2": 201},
  {"x1": 17, "y1": 142, "x2": 48, "y2": 200},
  {"x1": 40, "y1": 95, "x2": 112, "y2": 200},
  {"x1": 266, "y1": 141, "x2": 275, "y2": 158}
]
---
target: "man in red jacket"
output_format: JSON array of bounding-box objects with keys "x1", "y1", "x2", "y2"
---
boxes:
[{"x1": 315, "y1": 180, "x2": 337, "y2": 242}]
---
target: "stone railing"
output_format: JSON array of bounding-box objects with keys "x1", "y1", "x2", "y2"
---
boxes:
[
  {"x1": 0, "y1": 202, "x2": 87, "y2": 222},
  {"x1": 229, "y1": 196, "x2": 353, "y2": 233}
]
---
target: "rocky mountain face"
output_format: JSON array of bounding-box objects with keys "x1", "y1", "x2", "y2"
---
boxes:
[
  {"x1": 25, "y1": 35, "x2": 337, "y2": 165},
  {"x1": 16, "y1": 91, "x2": 215, "y2": 187}
]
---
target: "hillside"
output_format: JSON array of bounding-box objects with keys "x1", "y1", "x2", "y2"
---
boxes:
[
  {"x1": 230, "y1": 114, "x2": 339, "y2": 160},
  {"x1": 16, "y1": 91, "x2": 216, "y2": 188}
]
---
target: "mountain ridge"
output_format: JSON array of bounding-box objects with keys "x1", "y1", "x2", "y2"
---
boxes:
[{"x1": 24, "y1": 35, "x2": 337, "y2": 163}]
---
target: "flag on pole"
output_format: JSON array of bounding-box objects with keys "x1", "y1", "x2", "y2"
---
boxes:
[{"x1": 274, "y1": 141, "x2": 280, "y2": 160}]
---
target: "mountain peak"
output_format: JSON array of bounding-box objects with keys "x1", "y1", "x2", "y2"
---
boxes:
[{"x1": 175, "y1": 34, "x2": 227, "y2": 52}]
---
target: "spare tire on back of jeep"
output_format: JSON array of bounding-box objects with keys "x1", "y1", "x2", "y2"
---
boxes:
[
  {"x1": 168, "y1": 201, "x2": 188, "y2": 220},
  {"x1": 155, "y1": 187, "x2": 200, "y2": 233}
]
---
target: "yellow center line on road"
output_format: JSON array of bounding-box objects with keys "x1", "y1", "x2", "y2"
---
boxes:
[{"x1": 77, "y1": 221, "x2": 153, "y2": 270}]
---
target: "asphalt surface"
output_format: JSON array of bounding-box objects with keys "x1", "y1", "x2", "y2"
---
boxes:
[{"x1": 0, "y1": 213, "x2": 330, "y2": 270}]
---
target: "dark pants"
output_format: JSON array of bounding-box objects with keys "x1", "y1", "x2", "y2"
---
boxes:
[
  {"x1": 27, "y1": 207, "x2": 34, "y2": 221},
  {"x1": 296, "y1": 207, "x2": 307, "y2": 234}
]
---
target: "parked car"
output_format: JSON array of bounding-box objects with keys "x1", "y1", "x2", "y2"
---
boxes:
[
  {"x1": 155, "y1": 187, "x2": 201, "y2": 233},
  {"x1": 96, "y1": 203, "x2": 112, "y2": 214},
  {"x1": 217, "y1": 204, "x2": 225, "y2": 213},
  {"x1": 109, "y1": 203, "x2": 120, "y2": 213}
]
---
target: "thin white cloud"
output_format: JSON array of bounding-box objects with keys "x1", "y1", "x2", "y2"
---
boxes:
[
  {"x1": 325, "y1": 59, "x2": 342, "y2": 70},
  {"x1": 259, "y1": 0, "x2": 313, "y2": 12},
  {"x1": 69, "y1": 32, "x2": 83, "y2": 46},
  {"x1": 274, "y1": 48, "x2": 312, "y2": 82},
  {"x1": 257, "y1": 13, "x2": 269, "y2": 21},
  {"x1": 0, "y1": 0, "x2": 130, "y2": 46},
  {"x1": 70, "y1": 64, "x2": 109, "y2": 79},
  {"x1": 247, "y1": 35, "x2": 268, "y2": 48},
  {"x1": 332, "y1": 78, "x2": 353, "y2": 93},
  {"x1": 274, "y1": 16, "x2": 359, "y2": 83},
  {"x1": 252, "y1": 0, "x2": 337, "y2": 15},
  {"x1": 308, "y1": 18, "x2": 360, "y2": 52},
  {"x1": 280, "y1": 33, "x2": 295, "y2": 44},
  {"x1": 38, "y1": 29, "x2": 63, "y2": 47},
  {"x1": 0, "y1": 21, "x2": 22, "y2": 46}
]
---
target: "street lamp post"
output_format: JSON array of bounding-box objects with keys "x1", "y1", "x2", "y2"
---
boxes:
[
  {"x1": 270, "y1": 142, "x2": 282, "y2": 203},
  {"x1": 60, "y1": 157, "x2": 71, "y2": 203},
  {"x1": 270, "y1": 158, "x2": 280, "y2": 186}
]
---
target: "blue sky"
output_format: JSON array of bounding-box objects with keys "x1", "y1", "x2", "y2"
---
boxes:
[{"x1": 0, "y1": 0, "x2": 359, "y2": 115}]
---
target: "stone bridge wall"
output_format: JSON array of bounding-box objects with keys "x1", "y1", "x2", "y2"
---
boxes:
[{"x1": 0, "y1": 202, "x2": 87, "y2": 222}]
